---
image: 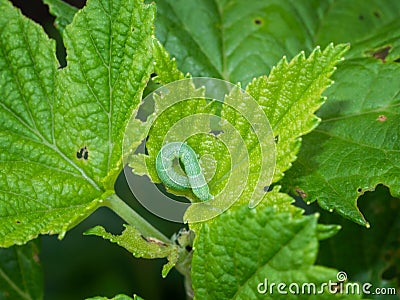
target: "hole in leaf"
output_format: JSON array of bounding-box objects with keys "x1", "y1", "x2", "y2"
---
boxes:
[
  {"x1": 263, "y1": 186, "x2": 271, "y2": 192},
  {"x1": 76, "y1": 146, "x2": 88, "y2": 160},
  {"x1": 357, "y1": 188, "x2": 362, "y2": 193},
  {"x1": 144, "y1": 136, "x2": 149, "y2": 155},
  {"x1": 150, "y1": 72, "x2": 157, "y2": 78},
  {"x1": 382, "y1": 265, "x2": 397, "y2": 280},
  {"x1": 274, "y1": 135, "x2": 279, "y2": 143},
  {"x1": 209, "y1": 129, "x2": 224, "y2": 136}
]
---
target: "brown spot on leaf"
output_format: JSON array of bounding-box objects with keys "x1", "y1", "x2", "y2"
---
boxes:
[
  {"x1": 295, "y1": 188, "x2": 308, "y2": 199},
  {"x1": 370, "y1": 46, "x2": 391, "y2": 62},
  {"x1": 33, "y1": 253, "x2": 40, "y2": 263},
  {"x1": 377, "y1": 115, "x2": 387, "y2": 122},
  {"x1": 144, "y1": 236, "x2": 167, "y2": 247}
]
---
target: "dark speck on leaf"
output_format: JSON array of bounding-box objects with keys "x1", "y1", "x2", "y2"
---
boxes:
[
  {"x1": 254, "y1": 19, "x2": 262, "y2": 25},
  {"x1": 373, "y1": 11, "x2": 381, "y2": 18},
  {"x1": 185, "y1": 245, "x2": 192, "y2": 252},
  {"x1": 274, "y1": 135, "x2": 279, "y2": 143},
  {"x1": 357, "y1": 188, "x2": 362, "y2": 193},
  {"x1": 77, "y1": 146, "x2": 89, "y2": 160},
  {"x1": 76, "y1": 148, "x2": 83, "y2": 159}
]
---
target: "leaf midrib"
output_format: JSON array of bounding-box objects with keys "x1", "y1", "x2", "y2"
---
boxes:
[
  {"x1": 314, "y1": 128, "x2": 400, "y2": 152},
  {"x1": 163, "y1": 0, "x2": 224, "y2": 79},
  {"x1": 0, "y1": 266, "x2": 32, "y2": 300},
  {"x1": 320, "y1": 102, "x2": 400, "y2": 122}
]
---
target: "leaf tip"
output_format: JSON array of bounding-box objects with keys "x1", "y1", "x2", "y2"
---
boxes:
[{"x1": 57, "y1": 231, "x2": 67, "y2": 240}]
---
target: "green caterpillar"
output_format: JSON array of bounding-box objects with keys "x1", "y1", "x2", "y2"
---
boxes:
[{"x1": 156, "y1": 142, "x2": 213, "y2": 201}]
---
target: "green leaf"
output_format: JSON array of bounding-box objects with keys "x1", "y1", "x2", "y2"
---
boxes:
[
  {"x1": 247, "y1": 44, "x2": 349, "y2": 183},
  {"x1": 85, "y1": 225, "x2": 179, "y2": 278},
  {"x1": 86, "y1": 295, "x2": 144, "y2": 300},
  {"x1": 154, "y1": 0, "x2": 328, "y2": 85},
  {"x1": 152, "y1": 39, "x2": 185, "y2": 85},
  {"x1": 314, "y1": 0, "x2": 400, "y2": 62},
  {"x1": 316, "y1": 223, "x2": 341, "y2": 241},
  {"x1": 283, "y1": 59, "x2": 400, "y2": 226},
  {"x1": 58, "y1": 0, "x2": 155, "y2": 190},
  {"x1": 0, "y1": 240, "x2": 43, "y2": 300},
  {"x1": 317, "y1": 185, "x2": 400, "y2": 299},
  {"x1": 0, "y1": 0, "x2": 155, "y2": 246},
  {"x1": 43, "y1": 0, "x2": 78, "y2": 34},
  {"x1": 155, "y1": 1, "x2": 400, "y2": 85},
  {"x1": 132, "y1": 45, "x2": 346, "y2": 221},
  {"x1": 154, "y1": 0, "x2": 400, "y2": 227},
  {"x1": 130, "y1": 80, "x2": 212, "y2": 202},
  {"x1": 191, "y1": 191, "x2": 361, "y2": 299}
]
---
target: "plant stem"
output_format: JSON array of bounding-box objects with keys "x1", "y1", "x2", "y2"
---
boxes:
[{"x1": 103, "y1": 193, "x2": 170, "y2": 244}]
